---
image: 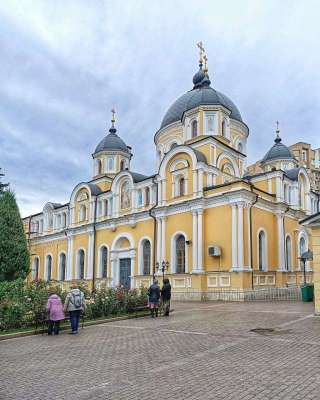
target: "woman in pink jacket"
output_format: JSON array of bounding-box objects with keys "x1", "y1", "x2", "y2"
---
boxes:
[{"x1": 46, "y1": 291, "x2": 65, "y2": 335}]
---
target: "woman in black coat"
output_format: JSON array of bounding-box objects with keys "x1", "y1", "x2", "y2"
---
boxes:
[
  {"x1": 148, "y1": 280, "x2": 161, "y2": 318},
  {"x1": 161, "y1": 278, "x2": 171, "y2": 316}
]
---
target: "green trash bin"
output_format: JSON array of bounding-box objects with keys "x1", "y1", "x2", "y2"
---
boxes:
[{"x1": 301, "y1": 284, "x2": 314, "y2": 302}]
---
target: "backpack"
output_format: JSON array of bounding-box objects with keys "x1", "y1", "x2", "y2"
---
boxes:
[{"x1": 71, "y1": 292, "x2": 82, "y2": 309}]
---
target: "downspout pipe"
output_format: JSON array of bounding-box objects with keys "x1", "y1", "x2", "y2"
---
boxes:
[
  {"x1": 149, "y1": 177, "x2": 159, "y2": 280},
  {"x1": 91, "y1": 196, "x2": 98, "y2": 293}
]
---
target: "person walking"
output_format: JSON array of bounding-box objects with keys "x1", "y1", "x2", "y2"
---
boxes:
[
  {"x1": 64, "y1": 283, "x2": 86, "y2": 334},
  {"x1": 46, "y1": 290, "x2": 65, "y2": 335},
  {"x1": 161, "y1": 278, "x2": 171, "y2": 316},
  {"x1": 148, "y1": 279, "x2": 160, "y2": 318}
]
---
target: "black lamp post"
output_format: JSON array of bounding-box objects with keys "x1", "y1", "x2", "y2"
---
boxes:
[
  {"x1": 155, "y1": 261, "x2": 169, "y2": 282},
  {"x1": 299, "y1": 249, "x2": 313, "y2": 285}
]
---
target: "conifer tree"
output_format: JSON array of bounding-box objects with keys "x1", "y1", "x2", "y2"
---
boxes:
[{"x1": 0, "y1": 187, "x2": 30, "y2": 281}]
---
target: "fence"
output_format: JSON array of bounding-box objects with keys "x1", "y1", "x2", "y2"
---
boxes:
[{"x1": 172, "y1": 286, "x2": 302, "y2": 302}]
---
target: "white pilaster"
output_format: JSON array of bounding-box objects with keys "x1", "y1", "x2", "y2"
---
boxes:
[
  {"x1": 231, "y1": 204, "x2": 238, "y2": 269},
  {"x1": 247, "y1": 205, "x2": 251, "y2": 270},
  {"x1": 237, "y1": 204, "x2": 244, "y2": 270},
  {"x1": 198, "y1": 169, "x2": 204, "y2": 195},
  {"x1": 193, "y1": 170, "x2": 198, "y2": 197},
  {"x1": 192, "y1": 211, "x2": 198, "y2": 271},
  {"x1": 161, "y1": 180, "x2": 166, "y2": 206},
  {"x1": 67, "y1": 235, "x2": 74, "y2": 280},
  {"x1": 161, "y1": 217, "x2": 166, "y2": 262},
  {"x1": 277, "y1": 213, "x2": 285, "y2": 271},
  {"x1": 86, "y1": 231, "x2": 94, "y2": 279},
  {"x1": 156, "y1": 217, "x2": 161, "y2": 264},
  {"x1": 197, "y1": 210, "x2": 204, "y2": 271}
]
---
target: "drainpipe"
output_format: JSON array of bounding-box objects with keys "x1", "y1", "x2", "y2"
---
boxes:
[
  {"x1": 149, "y1": 177, "x2": 159, "y2": 280},
  {"x1": 249, "y1": 184, "x2": 259, "y2": 289},
  {"x1": 91, "y1": 196, "x2": 98, "y2": 293}
]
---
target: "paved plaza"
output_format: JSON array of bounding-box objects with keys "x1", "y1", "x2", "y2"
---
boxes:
[{"x1": 0, "y1": 301, "x2": 319, "y2": 400}]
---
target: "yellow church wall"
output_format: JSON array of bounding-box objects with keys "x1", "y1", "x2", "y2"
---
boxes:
[
  {"x1": 310, "y1": 227, "x2": 320, "y2": 314},
  {"x1": 203, "y1": 206, "x2": 232, "y2": 272},
  {"x1": 251, "y1": 207, "x2": 277, "y2": 270},
  {"x1": 253, "y1": 180, "x2": 269, "y2": 193},
  {"x1": 29, "y1": 239, "x2": 68, "y2": 280},
  {"x1": 165, "y1": 212, "x2": 193, "y2": 273}
]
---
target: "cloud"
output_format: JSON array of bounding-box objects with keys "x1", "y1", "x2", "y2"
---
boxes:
[{"x1": 0, "y1": 0, "x2": 320, "y2": 217}]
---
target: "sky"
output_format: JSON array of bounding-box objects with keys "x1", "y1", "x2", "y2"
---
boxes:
[{"x1": 1, "y1": 0, "x2": 320, "y2": 217}]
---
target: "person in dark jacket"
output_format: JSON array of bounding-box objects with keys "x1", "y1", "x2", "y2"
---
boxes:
[
  {"x1": 161, "y1": 278, "x2": 171, "y2": 316},
  {"x1": 148, "y1": 280, "x2": 160, "y2": 318}
]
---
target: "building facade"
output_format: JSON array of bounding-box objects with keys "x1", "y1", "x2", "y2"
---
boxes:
[{"x1": 24, "y1": 50, "x2": 318, "y2": 296}]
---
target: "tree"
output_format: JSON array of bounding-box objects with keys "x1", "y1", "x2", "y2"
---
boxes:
[
  {"x1": 0, "y1": 190, "x2": 30, "y2": 281},
  {"x1": 0, "y1": 168, "x2": 9, "y2": 193}
]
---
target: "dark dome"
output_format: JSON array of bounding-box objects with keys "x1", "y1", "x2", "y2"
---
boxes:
[
  {"x1": 94, "y1": 129, "x2": 130, "y2": 154},
  {"x1": 262, "y1": 136, "x2": 295, "y2": 163},
  {"x1": 160, "y1": 67, "x2": 243, "y2": 130}
]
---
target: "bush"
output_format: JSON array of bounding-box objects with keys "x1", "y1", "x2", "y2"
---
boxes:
[{"x1": 0, "y1": 280, "x2": 148, "y2": 331}]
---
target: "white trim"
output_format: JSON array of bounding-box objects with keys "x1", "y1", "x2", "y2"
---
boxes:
[
  {"x1": 75, "y1": 248, "x2": 86, "y2": 280},
  {"x1": 138, "y1": 236, "x2": 153, "y2": 275},
  {"x1": 170, "y1": 231, "x2": 189, "y2": 274},
  {"x1": 257, "y1": 228, "x2": 268, "y2": 272},
  {"x1": 44, "y1": 253, "x2": 53, "y2": 281},
  {"x1": 58, "y1": 251, "x2": 67, "y2": 281}
]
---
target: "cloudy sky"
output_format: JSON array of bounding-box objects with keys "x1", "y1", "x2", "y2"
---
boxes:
[{"x1": 1, "y1": 0, "x2": 320, "y2": 217}]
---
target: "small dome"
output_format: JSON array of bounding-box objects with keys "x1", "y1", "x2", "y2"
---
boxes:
[
  {"x1": 262, "y1": 136, "x2": 294, "y2": 163},
  {"x1": 192, "y1": 64, "x2": 206, "y2": 88},
  {"x1": 94, "y1": 127, "x2": 130, "y2": 154}
]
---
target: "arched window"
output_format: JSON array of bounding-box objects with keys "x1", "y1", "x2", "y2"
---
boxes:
[
  {"x1": 77, "y1": 250, "x2": 85, "y2": 279},
  {"x1": 57, "y1": 214, "x2": 61, "y2": 228},
  {"x1": 32, "y1": 258, "x2": 39, "y2": 280},
  {"x1": 104, "y1": 200, "x2": 108, "y2": 216},
  {"x1": 59, "y1": 253, "x2": 66, "y2": 281},
  {"x1": 176, "y1": 235, "x2": 186, "y2": 274},
  {"x1": 142, "y1": 240, "x2": 151, "y2": 275},
  {"x1": 97, "y1": 159, "x2": 103, "y2": 175},
  {"x1": 285, "y1": 236, "x2": 292, "y2": 271},
  {"x1": 299, "y1": 236, "x2": 306, "y2": 269},
  {"x1": 222, "y1": 119, "x2": 227, "y2": 137},
  {"x1": 258, "y1": 231, "x2": 267, "y2": 271},
  {"x1": 100, "y1": 246, "x2": 108, "y2": 278},
  {"x1": 46, "y1": 255, "x2": 52, "y2": 281},
  {"x1": 107, "y1": 157, "x2": 114, "y2": 171},
  {"x1": 238, "y1": 142, "x2": 243, "y2": 153},
  {"x1": 62, "y1": 213, "x2": 66, "y2": 228},
  {"x1": 179, "y1": 177, "x2": 185, "y2": 196},
  {"x1": 121, "y1": 181, "x2": 131, "y2": 209},
  {"x1": 145, "y1": 187, "x2": 150, "y2": 206},
  {"x1": 79, "y1": 205, "x2": 87, "y2": 222},
  {"x1": 39, "y1": 220, "x2": 44, "y2": 233},
  {"x1": 120, "y1": 159, "x2": 126, "y2": 171},
  {"x1": 191, "y1": 120, "x2": 198, "y2": 138},
  {"x1": 137, "y1": 189, "x2": 143, "y2": 207}
]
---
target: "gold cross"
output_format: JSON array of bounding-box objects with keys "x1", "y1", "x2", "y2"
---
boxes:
[
  {"x1": 111, "y1": 108, "x2": 116, "y2": 127},
  {"x1": 197, "y1": 41, "x2": 205, "y2": 62},
  {"x1": 203, "y1": 54, "x2": 208, "y2": 71},
  {"x1": 276, "y1": 120, "x2": 279, "y2": 131}
]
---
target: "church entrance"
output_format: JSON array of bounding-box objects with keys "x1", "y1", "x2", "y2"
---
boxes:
[{"x1": 119, "y1": 258, "x2": 131, "y2": 289}]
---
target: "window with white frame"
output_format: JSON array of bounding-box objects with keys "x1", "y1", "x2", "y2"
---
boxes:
[
  {"x1": 32, "y1": 257, "x2": 39, "y2": 280},
  {"x1": 77, "y1": 249, "x2": 85, "y2": 279},
  {"x1": 142, "y1": 240, "x2": 151, "y2": 275},
  {"x1": 175, "y1": 175, "x2": 186, "y2": 197},
  {"x1": 191, "y1": 120, "x2": 198, "y2": 138},
  {"x1": 100, "y1": 246, "x2": 108, "y2": 278},
  {"x1": 206, "y1": 113, "x2": 215, "y2": 134},
  {"x1": 285, "y1": 236, "x2": 292, "y2": 271},
  {"x1": 46, "y1": 255, "x2": 52, "y2": 281},
  {"x1": 79, "y1": 205, "x2": 87, "y2": 222},
  {"x1": 137, "y1": 189, "x2": 143, "y2": 207},
  {"x1": 59, "y1": 253, "x2": 66, "y2": 281},
  {"x1": 258, "y1": 230, "x2": 267, "y2": 271},
  {"x1": 107, "y1": 156, "x2": 115, "y2": 171},
  {"x1": 176, "y1": 235, "x2": 186, "y2": 273}
]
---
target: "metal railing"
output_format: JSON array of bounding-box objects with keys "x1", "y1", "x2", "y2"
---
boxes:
[{"x1": 172, "y1": 286, "x2": 302, "y2": 302}]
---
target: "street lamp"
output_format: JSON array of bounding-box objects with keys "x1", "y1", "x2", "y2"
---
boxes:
[
  {"x1": 155, "y1": 261, "x2": 169, "y2": 281},
  {"x1": 299, "y1": 249, "x2": 313, "y2": 285}
]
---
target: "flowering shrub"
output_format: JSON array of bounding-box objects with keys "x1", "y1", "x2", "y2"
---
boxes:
[{"x1": 0, "y1": 279, "x2": 148, "y2": 331}]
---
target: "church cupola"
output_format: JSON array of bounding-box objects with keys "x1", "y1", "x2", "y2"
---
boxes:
[
  {"x1": 92, "y1": 109, "x2": 132, "y2": 178},
  {"x1": 261, "y1": 122, "x2": 297, "y2": 172}
]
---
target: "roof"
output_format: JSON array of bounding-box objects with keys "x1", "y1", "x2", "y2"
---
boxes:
[
  {"x1": 194, "y1": 149, "x2": 207, "y2": 163},
  {"x1": 284, "y1": 168, "x2": 300, "y2": 181},
  {"x1": 87, "y1": 183, "x2": 102, "y2": 196},
  {"x1": 159, "y1": 65, "x2": 243, "y2": 130},
  {"x1": 94, "y1": 127, "x2": 130, "y2": 154},
  {"x1": 262, "y1": 136, "x2": 295, "y2": 163}
]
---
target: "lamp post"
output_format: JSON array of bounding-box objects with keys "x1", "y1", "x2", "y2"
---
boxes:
[
  {"x1": 299, "y1": 249, "x2": 313, "y2": 285},
  {"x1": 155, "y1": 261, "x2": 169, "y2": 282}
]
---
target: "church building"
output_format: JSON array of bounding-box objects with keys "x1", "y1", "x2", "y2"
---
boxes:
[{"x1": 24, "y1": 45, "x2": 318, "y2": 297}]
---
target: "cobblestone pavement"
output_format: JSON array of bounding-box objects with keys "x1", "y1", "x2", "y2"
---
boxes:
[{"x1": 1, "y1": 301, "x2": 319, "y2": 400}]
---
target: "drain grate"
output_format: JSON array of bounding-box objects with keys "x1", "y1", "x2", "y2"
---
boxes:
[{"x1": 250, "y1": 328, "x2": 291, "y2": 336}]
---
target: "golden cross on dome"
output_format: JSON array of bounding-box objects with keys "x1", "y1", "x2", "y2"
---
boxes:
[
  {"x1": 111, "y1": 108, "x2": 116, "y2": 127},
  {"x1": 197, "y1": 41, "x2": 205, "y2": 63},
  {"x1": 203, "y1": 54, "x2": 208, "y2": 72},
  {"x1": 276, "y1": 120, "x2": 280, "y2": 136}
]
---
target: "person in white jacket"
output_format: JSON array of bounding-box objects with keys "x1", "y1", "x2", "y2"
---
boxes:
[{"x1": 64, "y1": 283, "x2": 86, "y2": 334}]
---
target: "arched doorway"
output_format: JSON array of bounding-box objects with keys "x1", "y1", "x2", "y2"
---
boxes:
[{"x1": 111, "y1": 235, "x2": 135, "y2": 289}]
